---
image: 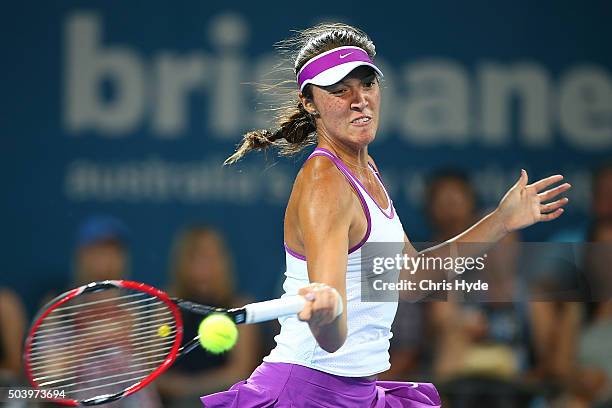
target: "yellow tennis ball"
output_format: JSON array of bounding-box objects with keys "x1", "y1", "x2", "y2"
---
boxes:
[
  {"x1": 198, "y1": 314, "x2": 238, "y2": 354},
  {"x1": 158, "y1": 324, "x2": 171, "y2": 337}
]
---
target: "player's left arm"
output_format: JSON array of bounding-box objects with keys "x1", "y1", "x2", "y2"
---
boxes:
[
  {"x1": 428, "y1": 170, "x2": 570, "y2": 251},
  {"x1": 397, "y1": 170, "x2": 570, "y2": 300}
]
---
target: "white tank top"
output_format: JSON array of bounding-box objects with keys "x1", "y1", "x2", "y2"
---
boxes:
[{"x1": 264, "y1": 147, "x2": 406, "y2": 377}]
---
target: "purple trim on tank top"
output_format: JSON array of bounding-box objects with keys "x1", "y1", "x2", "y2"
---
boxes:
[
  {"x1": 283, "y1": 148, "x2": 372, "y2": 261},
  {"x1": 367, "y1": 163, "x2": 395, "y2": 219},
  {"x1": 284, "y1": 242, "x2": 306, "y2": 261},
  {"x1": 315, "y1": 148, "x2": 395, "y2": 219}
]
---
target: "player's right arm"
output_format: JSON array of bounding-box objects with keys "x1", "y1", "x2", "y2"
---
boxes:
[{"x1": 294, "y1": 156, "x2": 355, "y2": 353}]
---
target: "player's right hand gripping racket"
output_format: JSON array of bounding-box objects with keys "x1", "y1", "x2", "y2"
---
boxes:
[{"x1": 24, "y1": 280, "x2": 308, "y2": 406}]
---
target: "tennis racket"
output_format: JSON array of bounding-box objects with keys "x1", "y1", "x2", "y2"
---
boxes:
[{"x1": 23, "y1": 280, "x2": 307, "y2": 406}]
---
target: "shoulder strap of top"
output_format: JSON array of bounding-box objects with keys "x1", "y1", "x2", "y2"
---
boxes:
[
  {"x1": 308, "y1": 148, "x2": 394, "y2": 219},
  {"x1": 305, "y1": 147, "x2": 371, "y2": 254},
  {"x1": 367, "y1": 162, "x2": 394, "y2": 218}
]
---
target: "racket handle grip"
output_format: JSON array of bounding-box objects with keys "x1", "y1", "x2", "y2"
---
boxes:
[
  {"x1": 244, "y1": 293, "x2": 343, "y2": 324},
  {"x1": 244, "y1": 295, "x2": 306, "y2": 324}
]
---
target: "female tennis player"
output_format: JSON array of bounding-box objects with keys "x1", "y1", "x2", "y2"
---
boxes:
[{"x1": 201, "y1": 23, "x2": 570, "y2": 407}]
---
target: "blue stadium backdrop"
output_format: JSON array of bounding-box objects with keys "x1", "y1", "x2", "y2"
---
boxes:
[{"x1": 2, "y1": 0, "x2": 611, "y2": 312}]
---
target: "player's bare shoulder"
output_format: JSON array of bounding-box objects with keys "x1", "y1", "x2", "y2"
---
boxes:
[
  {"x1": 296, "y1": 155, "x2": 354, "y2": 210},
  {"x1": 285, "y1": 155, "x2": 353, "y2": 244}
]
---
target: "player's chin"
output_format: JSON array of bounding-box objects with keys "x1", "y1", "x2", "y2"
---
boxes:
[{"x1": 350, "y1": 128, "x2": 377, "y2": 146}]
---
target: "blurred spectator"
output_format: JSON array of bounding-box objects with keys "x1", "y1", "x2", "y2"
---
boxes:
[
  {"x1": 591, "y1": 163, "x2": 612, "y2": 221},
  {"x1": 425, "y1": 169, "x2": 478, "y2": 242},
  {"x1": 76, "y1": 216, "x2": 161, "y2": 407},
  {"x1": 426, "y1": 169, "x2": 480, "y2": 378},
  {"x1": 548, "y1": 161, "x2": 612, "y2": 243},
  {"x1": 37, "y1": 215, "x2": 161, "y2": 408},
  {"x1": 40, "y1": 215, "x2": 130, "y2": 303},
  {"x1": 376, "y1": 170, "x2": 477, "y2": 382},
  {"x1": 528, "y1": 300, "x2": 581, "y2": 391},
  {"x1": 527, "y1": 163, "x2": 612, "y2": 396},
  {"x1": 0, "y1": 288, "x2": 27, "y2": 383},
  {"x1": 535, "y1": 162, "x2": 612, "y2": 303},
  {"x1": 424, "y1": 170, "x2": 541, "y2": 406},
  {"x1": 156, "y1": 225, "x2": 259, "y2": 408},
  {"x1": 0, "y1": 291, "x2": 27, "y2": 408},
  {"x1": 432, "y1": 232, "x2": 531, "y2": 381},
  {"x1": 383, "y1": 168, "x2": 477, "y2": 382},
  {"x1": 73, "y1": 215, "x2": 130, "y2": 285},
  {"x1": 561, "y1": 219, "x2": 612, "y2": 407}
]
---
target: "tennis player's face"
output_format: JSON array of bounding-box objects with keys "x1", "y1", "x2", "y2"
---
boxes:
[{"x1": 311, "y1": 66, "x2": 380, "y2": 148}]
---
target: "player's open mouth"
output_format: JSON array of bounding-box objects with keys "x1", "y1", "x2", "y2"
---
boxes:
[{"x1": 351, "y1": 116, "x2": 372, "y2": 125}]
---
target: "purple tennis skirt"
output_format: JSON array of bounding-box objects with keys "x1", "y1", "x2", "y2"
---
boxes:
[{"x1": 201, "y1": 362, "x2": 441, "y2": 408}]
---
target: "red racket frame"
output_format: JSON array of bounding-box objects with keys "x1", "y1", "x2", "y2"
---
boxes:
[{"x1": 24, "y1": 280, "x2": 184, "y2": 406}]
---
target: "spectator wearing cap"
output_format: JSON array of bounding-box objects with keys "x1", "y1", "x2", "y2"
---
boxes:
[
  {"x1": 73, "y1": 215, "x2": 130, "y2": 286},
  {"x1": 39, "y1": 215, "x2": 130, "y2": 306},
  {"x1": 45, "y1": 216, "x2": 163, "y2": 408}
]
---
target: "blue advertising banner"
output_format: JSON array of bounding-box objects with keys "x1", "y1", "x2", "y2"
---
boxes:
[{"x1": 2, "y1": 1, "x2": 610, "y2": 309}]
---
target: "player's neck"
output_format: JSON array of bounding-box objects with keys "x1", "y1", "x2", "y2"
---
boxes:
[{"x1": 317, "y1": 140, "x2": 370, "y2": 170}]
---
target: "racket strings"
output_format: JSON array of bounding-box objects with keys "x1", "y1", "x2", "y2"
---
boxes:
[
  {"x1": 47, "y1": 375, "x2": 149, "y2": 395},
  {"x1": 32, "y1": 351, "x2": 170, "y2": 382},
  {"x1": 28, "y1": 288, "x2": 179, "y2": 401},
  {"x1": 39, "y1": 363, "x2": 164, "y2": 388},
  {"x1": 35, "y1": 295, "x2": 162, "y2": 330},
  {"x1": 29, "y1": 334, "x2": 176, "y2": 368},
  {"x1": 48, "y1": 292, "x2": 145, "y2": 313},
  {"x1": 29, "y1": 312, "x2": 174, "y2": 360},
  {"x1": 32, "y1": 311, "x2": 173, "y2": 347},
  {"x1": 30, "y1": 333, "x2": 175, "y2": 396}
]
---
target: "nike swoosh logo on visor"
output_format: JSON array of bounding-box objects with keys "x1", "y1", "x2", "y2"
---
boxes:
[{"x1": 339, "y1": 52, "x2": 353, "y2": 59}]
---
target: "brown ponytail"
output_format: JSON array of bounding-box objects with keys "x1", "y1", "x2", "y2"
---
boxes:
[{"x1": 224, "y1": 100, "x2": 316, "y2": 165}]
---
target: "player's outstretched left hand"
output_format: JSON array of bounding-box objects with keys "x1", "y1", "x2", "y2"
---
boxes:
[{"x1": 496, "y1": 169, "x2": 571, "y2": 232}]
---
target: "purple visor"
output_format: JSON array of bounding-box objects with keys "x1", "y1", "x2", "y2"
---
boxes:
[{"x1": 296, "y1": 46, "x2": 383, "y2": 91}]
